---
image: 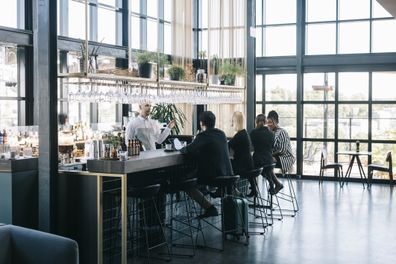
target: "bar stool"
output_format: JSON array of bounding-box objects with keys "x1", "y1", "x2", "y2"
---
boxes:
[
  {"x1": 165, "y1": 178, "x2": 198, "y2": 258},
  {"x1": 200, "y1": 175, "x2": 247, "y2": 251},
  {"x1": 272, "y1": 165, "x2": 299, "y2": 218},
  {"x1": 128, "y1": 184, "x2": 171, "y2": 263},
  {"x1": 239, "y1": 167, "x2": 271, "y2": 234}
]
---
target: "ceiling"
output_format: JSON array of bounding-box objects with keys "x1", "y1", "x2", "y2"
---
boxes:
[{"x1": 376, "y1": 0, "x2": 396, "y2": 17}]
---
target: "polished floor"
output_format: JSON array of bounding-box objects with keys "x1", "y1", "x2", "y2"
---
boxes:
[{"x1": 130, "y1": 179, "x2": 396, "y2": 264}]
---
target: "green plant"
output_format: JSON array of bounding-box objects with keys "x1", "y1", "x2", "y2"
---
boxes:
[
  {"x1": 136, "y1": 51, "x2": 155, "y2": 65},
  {"x1": 219, "y1": 60, "x2": 244, "y2": 85},
  {"x1": 167, "y1": 65, "x2": 185, "y2": 80},
  {"x1": 198, "y1": 50, "x2": 207, "y2": 69},
  {"x1": 104, "y1": 133, "x2": 122, "y2": 147},
  {"x1": 157, "y1": 53, "x2": 169, "y2": 67},
  {"x1": 151, "y1": 103, "x2": 187, "y2": 135},
  {"x1": 210, "y1": 55, "x2": 220, "y2": 75}
]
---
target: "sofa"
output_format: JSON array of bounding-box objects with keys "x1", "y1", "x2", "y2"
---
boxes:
[{"x1": 0, "y1": 225, "x2": 79, "y2": 264}]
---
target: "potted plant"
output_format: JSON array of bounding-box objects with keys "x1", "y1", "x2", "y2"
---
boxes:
[
  {"x1": 156, "y1": 53, "x2": 170, "y2": 78},
  {"x1": 167, "y1": 65, "x2": 185, "y2": 81},
  {"x1": 196, "y1": 50, "x2": 207, "y2": 83},
  {"x1": 219, "y1": 60, "x2": 244, "y2": 86},
  {"x1": 210, "y1": 55, "x2": 220, "y2": 85},
  {"x1": 150, "y1": 103, "x2": 187, "y2": 135},
  {"x1": 136, "y1": 51, "x2": 154, "y2": 78}
]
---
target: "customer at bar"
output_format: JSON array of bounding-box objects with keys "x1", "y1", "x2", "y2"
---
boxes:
[
  {"x1": 180, "y1": 111, "x2": 233, "y2": 218},
  {"x1": 125, "y1": 101, "x2": 175, "y2": 150},
  {"x1": 229, "y1": 111, "x2": 254, "y2": 174},
  {"x1": 250, "y1": 114, "x2": 283, "y2": 195},
  {"x1": 267, "y1": 110, "x2": 295, "y2": 179}
]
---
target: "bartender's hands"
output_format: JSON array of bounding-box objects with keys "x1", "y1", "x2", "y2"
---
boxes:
[{"x1": 167, "y1": 120, "x2": 176, "y2": 129}]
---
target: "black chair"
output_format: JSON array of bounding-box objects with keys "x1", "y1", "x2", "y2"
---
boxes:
[
  {"x1": 128, "y1": 184, "x2": 171, "y2": 263},
  {"x1": 204, "y1": 175, "x2": 248, "y2": 251},
  {"x1": 239, "y1": 167, "x2": 272, "y2": 234},
  {"x1": 165, "y1": 178, "x2": 198, "y2": 257},
  {"x1": 368, "y1": 151, "x2": 393, "y2": 189},
  {"x1": 319, "y1": 149, "x2": 344, "y2": 186}
]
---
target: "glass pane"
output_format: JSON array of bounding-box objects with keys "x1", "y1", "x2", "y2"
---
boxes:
[
  {"x1": 256, "y1": 0, "x2": 262, "y2": 25},
  {"x1": 147, "y1": 19, "x2": 158, "y2": 52},
  {"x1": 303, "y1": 142, "x2": 335, "y2": 176},
  {"x1": 306, "y1": 0, "x2": 336, "y2": 22},
  {"x1": 201, "y1": 0, "x2": 208, "y2": 28},
  {"x1": 372, "y1": 0, "x2": 392, "y2": 18},
  {"x1": 304, "y1": 72, "x2": 335, "y2": 101},
  {"x1": 147, "y1": 0, "x2": 158, "y2": 18},
  {"x1": 372, "y1": 20, "x2": 396, "y2": 53},
  {"x1": 255, "y1": 27, "x2": 262, "y2": 56},
  {"x1": 339, "y1": 0, "x2": 370, "y2": 20},
  {"x1": 164, "y1": 0, "x2": 172, "y2": 21},
  {"x1": 338, "y1": 21, "x2": 370, "y2": 54},
  {"x1": 373, "y1": 72, "x2": 396, "y2": 100},
  {"x1": 337, "y1": 142, "x2": 369, "y2": 178},
  {"x1": 303, "y1": 104, "x2": 335, "y2": 139},
  {"x1": 256, "y1": 104, "x2": 262, "y2": 116},
  {"x1": 131, "y1": 16, "x2": 140, "y2": 49},
  {"x1": 98, "y1": 0, "x2": 116, "y2": 7},
  {"x1": 131, "y1": 0, "x2": 140, "y2": 13},
  {"x1": 306, "y1": 23, "x2": 336, "y2": 55},
  {"x1": 68, "y1": 102, "x2": 90, "y2": 124},
  {"x1": 98, "y1": 8, "x2": 116, "y2": 44},
  {"x1": 0, "y1": 46, "x2": 18, "y2": 97},
  {"x1": 69, "y1": 0, "x2": 89, "y2": 40},
  {"x1": 256, "y1": 75, "x2": 263, "y2": 101},
  {"x1": 265, "y1": 104, "x2": 296, "y2": 138},
  {"x1": 0, "y1": 0, "x2": 18, "y2": 28},
  {"x1": 98, "y1": 103, "x2": 116, "y2": 123},
  {"x1": 0, "y1": 100, "x2": 18, "y2": 127},
  {"x1": 264, "y1": 0, "x2": 296, "y2": 24},
  {"x1": 265, "y1": 74, "x2": 297, "y2": 101},
  {"x1": 338, "y1": 104, "x2": 368, "y2": 140},
  {"x1": 338, "y1": 72, "x2": 368, "y2": 101},
  {"x1": 200, "y1": 30, "x2": 208, "y2": 56},
  {"x1": 372, "y1": 105, "x2": 396, "y2": 140},
  {"x1": 264, "y1": 25, "x2": 296, "y2": 56},
  {"x1": 164, "y1": 23, "x2": 172, "y2": 54},
  {"x1": 371, "y1": 144, "x2": 396, "y2": 180}
]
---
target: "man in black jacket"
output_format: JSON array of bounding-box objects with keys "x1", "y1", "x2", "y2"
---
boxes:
[{"x1": 180, "y1": 111, "x2": 233, "y2": 218}]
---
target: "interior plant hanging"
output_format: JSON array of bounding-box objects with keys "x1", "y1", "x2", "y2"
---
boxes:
[{"x1": 150, "y1": 103, "x2": 187, "y2": 135}]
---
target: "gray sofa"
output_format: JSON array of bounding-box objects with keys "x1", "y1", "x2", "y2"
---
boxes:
[{"x1": 0, "y1": 225, "x2": 79, "y2": 264}]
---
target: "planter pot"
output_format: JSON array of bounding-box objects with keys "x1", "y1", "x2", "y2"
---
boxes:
[
  {"x1": 138, "y1": 62, "x2": 152, "y2": 78},
  {"x1": 222, "y1": 74, "x2": 236, "y2": 86},
  {"x1": 196, "y1": 69, "x2": 207, "y2": 83},
  {"x1": 170, "y1": 75, "x2": 180, "y2": 81},
  {"x1": 211, "y1": 75, "x2": 220, "y2": 85}
]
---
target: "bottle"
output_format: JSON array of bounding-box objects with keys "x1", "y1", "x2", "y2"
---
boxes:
[
  {"x1": 0, "y1": 130, "x2": 3, "y2": 144},
  {"x1": 3, "y1": 129, "x2": 8, "y2": 145},
  {"x1": 356, "y1": 140, "x2": 360, "y2": 152},
  {"x1": 128, "y1": 140, "x2": 133, "y2": 156}
]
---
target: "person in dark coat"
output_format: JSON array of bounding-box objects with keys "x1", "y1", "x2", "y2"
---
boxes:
[
  {"x1": 180, "y1": 111, "x2": 233, "y2": 218},
  {"x1": 229, "y1": 111, "x2": 254, "y2": 174},
  {"x1": 250, "y1": 114, "x2": 283, "y2": 195}
]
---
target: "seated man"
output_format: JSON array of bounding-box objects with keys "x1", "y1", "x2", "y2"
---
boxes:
[{"x1": 180, "y1": 111, "x2": 233, "y2": 218}]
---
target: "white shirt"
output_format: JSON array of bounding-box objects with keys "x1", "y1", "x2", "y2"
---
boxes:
[{"x1": 125, "y1": 116, "x2": 171, "y2": 150}]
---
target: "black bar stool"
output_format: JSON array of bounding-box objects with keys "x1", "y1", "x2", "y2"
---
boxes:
[
  {"x1": 272, "y1": 165, "x2": 299, "y2": 218},
  {"x1": 128, "y1": 184, "x2": 171, "y2": 263},
  {"x1": 165, "y1": 178, "x2": 198, "y2": 258}
]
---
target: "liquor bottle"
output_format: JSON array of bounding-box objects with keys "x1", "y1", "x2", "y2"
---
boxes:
[
  {"x1": 356, "y1": 140, "x2": 360, "y2": 152},
  {"x1": 0, "y1": 130, "x2": 3, "y2": 144},
  {"x1": 128, "y1": 140, "x2": 133, "y2": 156},
  {"x1": 3, "y1": 129, "x2": 8, "y2": 144}
]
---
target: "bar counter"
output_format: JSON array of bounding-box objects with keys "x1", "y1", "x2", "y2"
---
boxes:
[
  {"x1": 0, "y1": 158, "x2": 38, "y2": 229},
  {"x1": 57, "y1": 149, "x2": 188, "y2": 264}
]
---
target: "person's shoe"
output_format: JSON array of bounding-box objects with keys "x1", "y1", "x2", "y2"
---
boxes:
[
  {"x1": 209, "y1": 189, "x2": 222, "y2": 198},
  {"x1": 198, "y1": 206, "x2": 219, "y2": 218},
  {"x1": 273, "y1": 183, "x2": 284, "y2": 194},
  {"x1": 268, "y1": 186, "x2": 276, "y2": 195}
]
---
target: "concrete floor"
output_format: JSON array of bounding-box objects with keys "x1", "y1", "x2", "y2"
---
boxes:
[{"x1": 130, "y1": 179, "x2": 396, "y2": 264}]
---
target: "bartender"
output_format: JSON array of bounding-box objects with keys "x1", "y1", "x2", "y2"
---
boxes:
[{"x1": 125, "y1": 101, "x2": 176, "y2": 150}]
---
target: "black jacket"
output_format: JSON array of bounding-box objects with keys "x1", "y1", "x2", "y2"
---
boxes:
[
  {"x1": 250, "y1": 126, "x2": 274, "y2": 168},
  {"x1": 181, "y1": 128, "x2": 233, "y2": 184},
  {"x1": 228, "y1": 129, "x2": 254, "y2": 174}
]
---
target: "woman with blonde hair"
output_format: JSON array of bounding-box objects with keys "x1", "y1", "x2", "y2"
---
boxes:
[{"x1": 228, "y1": 111, "x2": 254, "y2": 196}]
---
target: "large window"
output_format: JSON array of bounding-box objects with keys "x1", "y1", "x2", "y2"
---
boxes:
[
  {"x1": 0, "y1": 0, "x2": 24, "y2": 29},
  {"x1": 0, "y1": 45, "x2": 24, "y2": 128},
  {"x1": 305, "y1": 0, "x2": 395, "y2": 55}
]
